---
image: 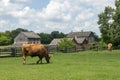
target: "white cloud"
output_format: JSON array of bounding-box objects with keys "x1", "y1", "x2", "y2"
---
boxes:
[
  {"x1": 76, "y1": 12, "x2": 94, "y2": 21},
  {"x1": 0, "y1": 0, "x2": 115, "y2": 36},
  {"x1": 37, "y1": 0, "x2": 72, "y2": 22},
  {"x1": 10, "y1": 0, "x2": 30, "y2": 4},
  {"x1": 2, "y1": 0, "x2": 10, "y2": 6},
  {"x1": 84, "y1": 21, "x2": 91, "y2": 27},
  {"x1": 19, "y1": 19, "x2": 29, "y2": 26},
  {"x1": 9, "y1": 6, "x2": 33, "y2": 18},
  {"x1": 0, "y1": 20, "x2": 8, "y2": 27},
  {"x1": 37, "y1": 0, "x2": 114, "y2": 36}
]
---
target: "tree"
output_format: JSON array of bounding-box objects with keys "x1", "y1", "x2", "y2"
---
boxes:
[
  {"x1": 39, "y1": 31, "x2": 66, "y2": 44},
  {"x1": 0, "y1": 32, "x2": 11, "y2": 45},
  {"x1": 112, "y1": 0, "x2": 120, "y2": 46},
  {"x1": 98, "y1": 6, "x2": 114, "y2": 44},
  {"x1": 11, "y1": 28, "x2": 28, "y2": 43},
  {"x1": 98, "y1": 0, "x2": 120, "y2": 46},
  {"x1": 98, "y1": 39, "x2": 107, "y2": 47},
  {"x1": 51, "y1": 31, "x2": 66, "y2": 39},
  {"x1": 39, "y1": 33, "x2": 52, "y2": 44}
]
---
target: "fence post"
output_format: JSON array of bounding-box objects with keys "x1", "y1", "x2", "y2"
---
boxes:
[
  {"x1": 75, "y1": 46, "x2": 77, "y2": 52},
  {"x1": 65, "y1": 47, "x2": 68, "y2": 53},
  {"x1": 11, "y1": 47, "x2": 17, "y2": 57},
  {"x1": 57, "y1": 46, "x2": 59, "y2": 52}
]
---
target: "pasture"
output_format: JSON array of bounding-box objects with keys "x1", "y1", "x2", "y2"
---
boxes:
[{"x1": 0, "y1": 50, "x2": 120, "y2": 80}]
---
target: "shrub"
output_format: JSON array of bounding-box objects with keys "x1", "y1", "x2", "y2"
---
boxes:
[{"x1": 58, "y1": 38, "x2": 75, "y2": 52}]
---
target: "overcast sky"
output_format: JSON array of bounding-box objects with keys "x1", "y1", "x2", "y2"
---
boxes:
[{"x1": 0, "y1": 0, "x2": 115, "y2": 36}]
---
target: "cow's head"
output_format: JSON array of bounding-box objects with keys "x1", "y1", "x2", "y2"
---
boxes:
[{"x1": 45, "y1": 55, "x2": 50, "y2": 63}]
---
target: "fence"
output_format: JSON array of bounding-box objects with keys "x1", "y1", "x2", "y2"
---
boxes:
[
  {"x1": 47, "y1": 45, "x2": 85, "y2": 53},
  {"x1": 0, "y1": 47, "x2": 22, "y2": 57},
  {"x1": 47, "y1": 45, "x2": 120, "y2": 52},
  {"x1": 0, "y1": 45, "x2": 119, "y2": 57}
]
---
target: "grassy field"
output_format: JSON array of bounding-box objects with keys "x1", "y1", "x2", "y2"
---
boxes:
[{"x1": 0, "y1": 50, "x2": 120, "y2": 80}]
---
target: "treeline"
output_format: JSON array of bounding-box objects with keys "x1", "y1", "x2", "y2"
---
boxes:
[
  {"x1": 39, "y1": 31, "x2": 65, "y2": 44},
  {"x1": 0, "y1": 28, "x2": 66, "y2": 45}
]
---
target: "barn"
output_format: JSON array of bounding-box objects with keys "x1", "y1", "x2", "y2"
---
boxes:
[
  {"x1": 13, "y1": 32, "x2": 40, "y2": 47},
  {"x1": 67, "y1": 31, "x2": 97, "y2": 42},
  {"x1": 49, "y1": 37, "x2": 88, "y2": 51}
]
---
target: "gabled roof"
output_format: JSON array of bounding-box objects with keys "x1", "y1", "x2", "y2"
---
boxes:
[
  {"x1": 67, "y1": 31, "x2": 93, "y2": 38},
  {"x1": 49, "y1": 37, "x2": 88, "y2": 46},
  {"x1": 74, "y1": 37, "x2": 87, "y2": 44},
  {"x1": 49, "y1": 38, "x2": 73, "y2": 45},
  {"x1": 21, "y1": 32, "x2": 40, "y2": 38},
  {"x1": 49, "y1": 39, "x2": 61, "y2": 45}
]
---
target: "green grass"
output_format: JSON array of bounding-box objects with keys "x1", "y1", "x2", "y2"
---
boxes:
[{"x1": 0, "y1": 50, "x2": 120, "y2": 80}]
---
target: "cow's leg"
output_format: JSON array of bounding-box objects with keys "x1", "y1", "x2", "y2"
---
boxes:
[
  {"x1": 40, "y1": 57, "x2": 43, "y2": 64},
  {"x1": 37, "y1": 56, "x2": 42, "y2": 64},
  {"x1": 36, "y1": 58, "x2": 40, "y2": 64},
  {"x1": 23, "y1": 55, "x2": 26, "y2": 64}
]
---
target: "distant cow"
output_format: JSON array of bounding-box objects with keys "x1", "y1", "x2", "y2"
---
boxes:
[
  {"x1": 107, "y1": 43, "x2": 112, "y2": 51},
  {"x1": 22, "y1": 43, "x2": 50, "y2": 64}
]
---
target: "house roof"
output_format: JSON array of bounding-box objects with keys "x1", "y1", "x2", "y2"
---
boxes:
[
  {"x1": 49, "y1": 37, "x2": 88, "y2": 45},
  {"x1": 49, "y1": 38, "x2": 73, "y2": 45},
  {"x1": 74, "y1": 37, "x2": 87, "y2": 44},
  {"x1": 67, "y1": 31, "x2": 93, "y2": 38},
  {"x1": 21, "y1": 32, "x2": 40, "y2": 38},
  {"x1": 49, "y1": 39, "x2": 61, "y2": 45}
]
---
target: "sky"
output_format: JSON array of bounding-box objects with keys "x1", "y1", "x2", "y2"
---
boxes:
[{"x1": 0, "y1": 0, "x2": 115, "y2": 36}]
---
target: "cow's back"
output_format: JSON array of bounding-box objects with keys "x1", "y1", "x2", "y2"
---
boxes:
[
  {"x1": 30, "y1": 44, "x2": 47, "y2": 56},
  {"x1": 22, "y1": 43, "x2": 48, "y2": 56}
]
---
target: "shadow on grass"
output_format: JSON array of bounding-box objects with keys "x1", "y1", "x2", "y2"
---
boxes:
[{"x1": 24, "y1": 62, "x2": 52, "y2": 65}]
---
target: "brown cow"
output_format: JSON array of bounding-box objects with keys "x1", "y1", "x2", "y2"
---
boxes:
[
  {"x1": 107, "y1": 43, "x2": 112, "y2": 51},
  {"x1": 22, "y1": 43, "x2": 50, "y2": 64}
]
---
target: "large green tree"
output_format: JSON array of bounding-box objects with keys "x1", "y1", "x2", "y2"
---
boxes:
[
  {"x1": 98, "y1": 6, "x2": 114, "y2": 43},
  {"x1": 112, "y1": 0, "x2": 120, "y2": 46},
  {"x1": 98, "y1": 0, "x2": 120, "y2": 46}
]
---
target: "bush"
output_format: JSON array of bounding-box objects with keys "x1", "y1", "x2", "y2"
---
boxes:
[
  {"x1": 58, "y1": 38, "x2": 75, "y2": 52},
  {"x1": 0, "y1": 36, "x2": 12, "y2": 45}
]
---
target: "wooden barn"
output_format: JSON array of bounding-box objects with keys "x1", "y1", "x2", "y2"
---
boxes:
[
  {"x1": 14, "y1": 32, "x2": 40, "y2": 47},
  {"x1": 73, "y1": 36, "x2": 88, "y2": 50},
  {"x1": 49, "y1": 37, "x2": 88, "y2": 51},
  {"x1": 67, "y1": 31, "x2": 97, "y2": 42}
]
